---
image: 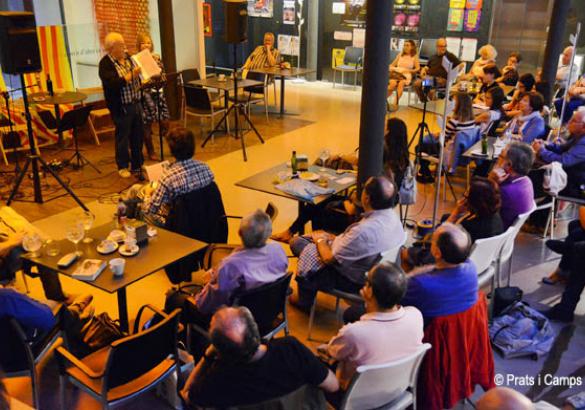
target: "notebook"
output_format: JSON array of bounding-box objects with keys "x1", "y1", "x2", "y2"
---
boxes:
[{"x1": 72, "y1": 259, "x2": 106, "y2": 281}]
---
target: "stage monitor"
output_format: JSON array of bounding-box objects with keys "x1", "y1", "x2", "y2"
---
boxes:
[{"x1": 0, "y1": 12, "x2": 41, "y2": 74}]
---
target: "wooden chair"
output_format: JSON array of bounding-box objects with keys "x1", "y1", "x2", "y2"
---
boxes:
[{"x1": 76, "y1": 87, "x2": 115, "y2": 145}]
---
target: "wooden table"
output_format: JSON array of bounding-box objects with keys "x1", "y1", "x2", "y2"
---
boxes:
[
  {"x1": 248, "y1": 67, "x2": 316, "y2": 117},
  {"x1": 29, "y1": 91, "x2": 87, "y2": 146},
  {"x1": 22, "y1": 222, "x2": 207, "y2": 332},
  {"x1": 236, "y1": 163, "x2": 357, "y2": 232}
]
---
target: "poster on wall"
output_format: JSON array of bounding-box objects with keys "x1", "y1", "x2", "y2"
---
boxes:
[
  {"x1": 248, "y1": 0, "x2": 273, "y2": 18},
  {"x1": 352, "y1": 28, "x2": 365, "y2": 48},
  {"x1": 449, "y1": 0, "x2": 465, "y2": 7},
  {"x1": 460, "y1": 38, "x2": 478, "y2": 61},
  {"x1": 465, "y1": 0, "x2": 483, "y2": 9},
  {"x1": 278, "y1": 34, "x2": 300, "y2": 56},
  {"x1": 283, "y1": 1, "x2": 295, "y2": 25},
  {"x1": 332, "y1": 48, "x2": 345, "y2": 68},
  {"x1": 332, "y1": 2, "x2": 346, "y2": 15},
  {"x1": 203, "y1": 3, "x2": 212, "y2": 37},
  {"x1": 464, "y1": 9, "x2": 481, "y2": 32},
  {"x1": 447, "y1": 8, "x2": 464, "y2": 31},
  {"x1": 342, "y1": 0, "x2": 366, "y2": 28},
  {"x1": 334, "y1": 31, "x2": 353, "y2": 41}
]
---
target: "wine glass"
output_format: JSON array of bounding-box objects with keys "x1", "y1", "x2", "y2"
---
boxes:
[
  {"x1": 66, "y1": 222, "x2": 85, "y2": 255},
  {"x1": 319, "y1": 149, "x2": 330, "y2": 172},
  {"x1": 22, "y1": 231, "x2": 42, "y2": 258},
  {"x1": 81, "y1": 211, "x2": 95, "y2": 243}
]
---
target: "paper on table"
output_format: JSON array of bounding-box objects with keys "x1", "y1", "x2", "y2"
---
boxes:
[
  {"x1": 72, "y1": 259, "x2": 106, "y2": 281},
  {"x1": 144, "y1": 160, "x2": 170, "y2": 182},
  {"x1": 131, "y1": 49, "x2": 162, "y2": 82},
  {"x1": 336, "y1": 176, "x2": 356, "y2": 185}
]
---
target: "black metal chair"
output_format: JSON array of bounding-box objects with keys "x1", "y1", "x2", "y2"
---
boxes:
[
  {"x1": 242, "y1": 71, "x2": 269, "y2": 121},
  {"x1": 182, "y1": 85, "x2": 229, "y2": 138},
  {"x1": 333, "y1": 47, "x2": 364, "y2": 89},
  {"x1": 232, "y1": 272, "x2": 293, "y2": 340},
  {"x1": 0, "y1": 305, "x2": 64, "y2": 409},
  {"x1": 56, "y1": 306, "x2": 181, "y2": 410}
]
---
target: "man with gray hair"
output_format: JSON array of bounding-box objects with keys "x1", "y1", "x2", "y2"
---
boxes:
[
  {"x1": 165, "y1": 209, "x2": 288, "y2": 328},
  {"x1": 99, "y1": 32, "x2": 144, "y2": 179},
  {"x1": 401, "y1": 223, "x2": 478, "y2": 323},
  {"x1": 489, "y1": 141, "x2": 535, "y2": 229}
]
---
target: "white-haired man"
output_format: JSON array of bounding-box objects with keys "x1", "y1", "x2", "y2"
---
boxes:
[{"x1": 98, "y1": 32, "x2": 144, "y2": 179}]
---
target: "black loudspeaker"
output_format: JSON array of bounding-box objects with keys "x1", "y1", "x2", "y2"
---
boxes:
[
  {"x1": 224, "y1": 0, "x2": 248, "y2": 44},
  {"x1": 0, "y1": 12, "x2": 41, "y2": 74}
]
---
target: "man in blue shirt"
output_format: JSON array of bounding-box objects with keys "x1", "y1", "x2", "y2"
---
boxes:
[
  {"x1": 0, "y1": 288, "x2": 56, "y2": 337},
  {"x1": 401, "y1": 223, "x2": 478, "y2": 324}
]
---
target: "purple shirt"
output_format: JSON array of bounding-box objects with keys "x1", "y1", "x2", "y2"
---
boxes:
[
  {"x1": 194, "y1": 243, "x2": 288, "y2": 315},
  {"x1": 499, "y1": 175, "x2": 534, "y2": 229}
]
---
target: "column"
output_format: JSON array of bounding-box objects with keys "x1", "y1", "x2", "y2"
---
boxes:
[
  {"x1": 357, "y1": 1, "x2": 393, "y2": 189},
  {"x1": 158, "y1": 0, "x2": 180, "y2": 119},
  {"x1": 541, "y1": 0, "x2": 571, "y2": 106}
]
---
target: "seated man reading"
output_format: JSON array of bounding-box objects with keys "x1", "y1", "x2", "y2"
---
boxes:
[
  {"x1": 180, "y1": 306, "x2": 339, "y2": 408},
  {"x1": 165, "y1": 209, "x2": 288, "y2": 328},
  {"x1": 290, "y1": 176, "x2": 404, "y2": 311}
]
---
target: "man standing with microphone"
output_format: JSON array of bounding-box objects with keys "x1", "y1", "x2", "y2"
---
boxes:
[{"x1": 99, "y1": 32, "x2": 144, "y2": 179}]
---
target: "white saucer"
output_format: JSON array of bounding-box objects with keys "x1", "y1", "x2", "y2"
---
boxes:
[
  {"x1": 119, "y1": 244, "x2": 139, "y2": 257},
  {"x1": 97, "y1": 242, "x2": 119, "y2": 255}
]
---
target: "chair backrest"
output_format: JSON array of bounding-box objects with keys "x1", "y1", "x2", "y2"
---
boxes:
[
  {"x1": 232, "y1": 273, "x2": 293, "y2": 337},
  {"x1": 246, "y1": 71, "x2": 267, "y2": 84},
  {"x1": 380, "y1": 230, "x2": 407, "y2": 263},
  {"x1": 469, "y1": 229, "x2": 511, "y2": 274},
  {"x1": 418, "y1": 38, "x2": 438, "y2": 61},
  {"x1": 183, "y1": 85, "x2": 212, "y2": 111},
  {"x1": 104, "y1": 308, "x2": 180, "y2": 391},
  {"x1": 341, "y1": 343, "x2": 432, "y2": 410},
  {"x1": 344, "y1": 47, "x2": 364, "y2": 66},
  {"x1": 499, "y1": 201, "x2": 537, "y2": 263},
  {"x1": 181, "y1": 68, "x2": 201, "y2": 85},
  {"x1": 0, "y1": 318, "x2": 34, "y2": 374}
]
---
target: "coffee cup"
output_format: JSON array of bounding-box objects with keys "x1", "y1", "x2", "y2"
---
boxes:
[
  {"x1": 109, "y1": 258, "x2": 125, "y2": 276},
  {"x1": 124, "y1": 237, "x2": 137, "y2": 250}
]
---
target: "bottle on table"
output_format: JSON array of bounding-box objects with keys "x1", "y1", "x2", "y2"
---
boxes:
[
  {"x1": 46, "y1": 74, "x2": 54, "y2": 96},
  {"x1": 291, "y1": 150, "x2": 298, "y2": 177},
  {"x1": 481, "y1": 134, "x2": 488, "y2": 155}
]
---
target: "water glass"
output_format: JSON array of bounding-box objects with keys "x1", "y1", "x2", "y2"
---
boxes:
[
  {"x1": 66, "y1": 222, "x2": 85, "y2": 254},
  {"x1": 45, "y1": 239, "x2": 60, "y2": 257},
  {"x1": 22, "y1": 231, "x2": 42, "y2": 258},
  {"x1": 81, "y1": 211, "x2": 95, "y2": 243},
  {"x1": 319, "y1": 149, "x2": 330, "y2": 171}
]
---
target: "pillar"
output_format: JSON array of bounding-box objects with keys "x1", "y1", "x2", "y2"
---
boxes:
[
  {"x1": 158, "y1": 0, "x2": 180, "y2": 119},
  {"x1": 357, "y1": 1, "x2": 393, "y2": 189},
  {"x1": 541, "y1": 0, "x2": 571, "y2": 106}
]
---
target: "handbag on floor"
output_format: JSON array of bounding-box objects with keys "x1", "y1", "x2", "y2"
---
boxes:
[
  {"x1": 81, "y1": 312, "x2": 126, "y2": 351},
  {"x1": 492, "y1": 264, "x2": 523, "y2": 317}
]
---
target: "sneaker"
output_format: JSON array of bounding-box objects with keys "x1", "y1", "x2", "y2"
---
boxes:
[
  {"x1": 118, "y1": 168, "x2": 131, "y2": 178},
  {"x1": 542, "y1": 305, "x2": 574, "y2": 323},
  {"x1": 545, "y1": 239, "x2": 566, "y2": 255}
]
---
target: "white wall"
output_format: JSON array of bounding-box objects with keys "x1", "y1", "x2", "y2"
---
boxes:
[
  {"x1": 172, "y1": 0, "x2": 205, "y2": 75},
  {"x1": 33, "y1": 0, "x2": 62, "y2": 25}
]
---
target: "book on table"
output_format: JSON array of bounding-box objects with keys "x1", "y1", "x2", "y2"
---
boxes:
[{"x1": 72, "y1": 259, "x2": 106, "y2": 281}]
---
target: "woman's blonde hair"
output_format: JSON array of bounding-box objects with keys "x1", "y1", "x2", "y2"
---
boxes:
[
  {"x1": 136, "y1": 33, "x2": 154, "y2": 52},
  {"x1": 478, "y1": 44, "x2": 497, "y2": 61}
]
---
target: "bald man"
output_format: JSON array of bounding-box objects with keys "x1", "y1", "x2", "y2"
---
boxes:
[
  {"x1": 557, "y1": 46, "x2": 579, "y2": 90},
  {"x1": 477, "y1": 388, "x2": 534, "y2": 410},
  {"x1": 401, "y1": 223, "x2": 478, "y2": 323},
  {"x1": 181, "y1": 307, "x2": 338, "y2": 408},
  {"x1": 413, "y1": 38, "x2": 462, "y2": 101}
]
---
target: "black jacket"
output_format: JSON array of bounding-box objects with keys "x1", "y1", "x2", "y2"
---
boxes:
[{"x1": 98, "y1": 54, "x2": 132, "y2": 116}]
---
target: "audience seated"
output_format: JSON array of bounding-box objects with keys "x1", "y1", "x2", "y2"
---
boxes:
[
  {"x1": 556, "y1": 46, "x2": 579, "y2": 92},
  {"x1": 503, "y1": 73, "x2": 536, "y2": 118},
  {"x1": 417, "y1": 92, "x2": 476, "y2": 181},
  {"x1": 476, "y1": 387, "x2": 534, "y2": 410},
  {"x1": 476, "y1": 86, "x2": 506, "y2": 135},
  {"x1": 400, "y1": 223, "x2": 478, "y2": 324},
  {"x1": 165, "y1": 209, "x2": 288, "y2": 329},
  {"x1": 273, "y1": 119, "x2": 409, "y2": 243},
  {"x1": 325, "y1": 262, "x2": 423, "y2": 393},
  {"x1": 467, "y1": 45, "x2": 498, "y2": 80},
  {"x1": 475, "y1": 64, "x2": 502, "y2": 105},
  {"x1": 387, "y1": 39, "x2": 420, "y2": 110},
  {"x1": 543, "y1": 206, "x2": 585, "y2": 285},
  {"x1": 290, "y1": 176, "x2": 404, "y2": 312},
  {"x1": 180, "y1": 306, "x2": 339, "y2": 408},
  {"x1": 554, "y1": 74, "x2": 585, "y2": 124},
  {"x1": 497, "y1": 52, "x2": 522, "y2": 87},
  {"x1": 413, "y1": 38, "x2": 463, "y2": 102},
  {"x1": 143, "y1": 127, "x2": 214, "y2": 222},
  {"x1": 489, "y1": 142, "x2": 535, "y2": 229},
  {"x1": 503, "y1": 92, "x2": 546, "y2": 144}
]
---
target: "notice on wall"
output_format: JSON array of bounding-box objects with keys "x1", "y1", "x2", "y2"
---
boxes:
[
  {"x1": 352, "y1": 28, "x2": 365, "y2": 48},
  {"x1": 464, "y1": 9, "x2": 481, "y2": 32},
  {"x1": 283, "y1": 1, "x2": 295, "y2": 25},
  {"x1": 332, "y1": 48, "x2": 345, "y2": 68},
  {"x1": 332, "y1": 2, "x2": 346, "y2": 15},
  {"x1": 447, "y1": 8, "x2": 464, "y2": 31},
  {"x1": 248, "y1": 0, "x2": 273, "y2": 18},
  {"x1": 460, "y1": 38, "x2": 478, "y2": 61},
  {"x1": 449, "y1": 0, "x2": 466, "y2": 7},
  {"x1": 334, "y1": 31, "x2": 353, "y2": 41},
  {"x1": 465, "y1": 0, "x2": 483, "y2": 10},
  {"x1": 445, "y1": 37, "x2": 462, "y2": 56},
  {"x1": 278, "y1": 34, "x2": 300, "y2": 56}
]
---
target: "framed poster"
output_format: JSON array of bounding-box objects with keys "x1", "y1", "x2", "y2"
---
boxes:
[
  {"x1": 447, "y1": 8, "x2": 464, "y2": 31},
  {"x1": 283, "y1": 1, "x2": 295, "y2": 25},
  {"x1": 202, "y1": 3, "x2": 212, "y2": 37},
  {"x1": 278, "y1": 35, "x2": 299, "y2": 56},
  {"x1": 449, "y1": 0, "x2": 465, "y2": 7},
  {"x1": 248, "y1": 0, "x2": 273, "y2": 18},
  {"x1": 465, "y1": 0, "x2": 483, "y2": 10},
  {"x1": 464, "y1": 9, "x2": 481, "y2": 32},
  {"x1": 332, "y1": 48, "x2": 345, "y2": 68}
]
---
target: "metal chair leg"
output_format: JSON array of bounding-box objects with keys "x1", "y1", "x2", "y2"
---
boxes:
[{"x1": 307, "y1": 294, "x2": 318, "y2": 341}]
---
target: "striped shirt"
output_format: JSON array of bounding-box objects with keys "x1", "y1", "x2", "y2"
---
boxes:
[
  {"x1": 110, "y1": 54, "x2": 142, "y2": 105},
  {"x1": 445, "y1": 118, "x2": 476, "y2": 141},
  {"x1": 244, "y1": 45, "x2": 281, "y2": 70}
]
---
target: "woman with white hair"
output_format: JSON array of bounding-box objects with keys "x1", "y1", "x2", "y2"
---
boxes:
[
  {"x1": 98, "y1": 32, "x2": 144, "y2": 179},
  {"x1": 466, "y1": 44, "x2": 498, "y2": 80}
]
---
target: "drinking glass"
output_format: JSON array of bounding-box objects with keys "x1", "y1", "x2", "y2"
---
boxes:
[
  {"x1": 66, "y1": 222, "x2": 85, "y2": 255},
  {"x1": 319, "y1": 149, "x2": 330, "y2": 171},
  {"x1": 22, "y1": 231, "x2": 42, "y2": 258},
  {"x1": 81, "y1": 211, "x2": 95, "y2": 243},
  {"x1": 45, "y1": 239, "x2": 60, "y2": 257}
]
